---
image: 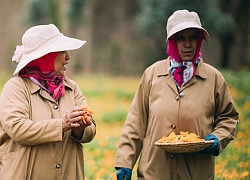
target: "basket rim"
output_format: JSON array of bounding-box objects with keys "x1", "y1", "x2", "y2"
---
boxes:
[
  {"x1": 155, "y1": 140, "x2": 214, "y2": 145},
  {"x1": 154, "y1": 140, "x2": 214, "y2": 153}
]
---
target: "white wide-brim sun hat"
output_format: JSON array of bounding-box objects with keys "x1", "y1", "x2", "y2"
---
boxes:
[
  {"x1": 166, "y1": 9, "x2": 210, "y2": 41},
  {"x1": 12, "y1": 24, "x2": 86, "y2": 75}
]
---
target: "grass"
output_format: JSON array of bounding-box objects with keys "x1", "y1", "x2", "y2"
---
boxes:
[
  {"x1": 76, "y1": 72, "x2": 250, "y2": 180},
  {"x1": 72, "y1": 73, "x2": 139, "y2": 179},
  {"x1": 0, "y1": 71, "x2": 249, "y2": 179}
]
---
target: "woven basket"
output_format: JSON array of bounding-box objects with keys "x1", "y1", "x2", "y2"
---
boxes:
[{"x1": 155, "y1": 140, "x2": 214, "y2": 153}]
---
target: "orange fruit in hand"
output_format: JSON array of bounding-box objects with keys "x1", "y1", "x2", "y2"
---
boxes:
[{"x1": 80, "y1": 105, "x2": 93, "y2": 124}]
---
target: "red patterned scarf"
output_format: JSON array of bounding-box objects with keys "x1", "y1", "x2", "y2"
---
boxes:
[{"x1": 19, "y1": 52, "x2": 65, "y2": 101}]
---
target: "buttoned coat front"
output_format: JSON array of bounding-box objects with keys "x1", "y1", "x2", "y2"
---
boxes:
[
  {"x1": 0, "y1": 76, "x2": 96, "y2": 180},
  {"x1": 115, "y1": 58, "x2": 238, "y2": 180}
]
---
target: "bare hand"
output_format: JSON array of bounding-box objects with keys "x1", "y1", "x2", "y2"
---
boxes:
[{"x1": 62, "y1": 106, "x2": 90, "y2": 132}]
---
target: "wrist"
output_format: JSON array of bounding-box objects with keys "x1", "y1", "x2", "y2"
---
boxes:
[{"x1": 71, "y1": 129, "x2": 84, "y2": 141}]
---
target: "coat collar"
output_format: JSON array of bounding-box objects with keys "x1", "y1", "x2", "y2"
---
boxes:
[
  {"x1": 156, "y1": 57, "x2": 208, "y2": 79},
  {"x1": 195, "y1": 58, "x2": 207, "y2": 79},
  {"x1": 156, "y1": 58, "x2": 171, "y2": 77},
  {"x1": 23, "y1": 77, "x2": 73, "y2": 94}
]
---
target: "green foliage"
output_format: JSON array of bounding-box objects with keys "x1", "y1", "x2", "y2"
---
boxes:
[
  {"x1": 102, "y1": 108, "x2": 128, "y2": 124},
  {"x1": 214, "y1": 70, "x2": 250, "y2": 179},
  {"x1": 26, "y1": 0, "x2": 90, "y2": 27},
  {"x1": 221, "y1": 69, "x2": 250, "y2": 95},
  {"x1": 136, "y1": 0, "x2": 235, "y2": 36},
  {"x1": 79, "y1": 78, "x2": 135, "y2": 101},
  {"x1": 80, "y1": 82, "x2": 132, "y2": 124},
  {"x1": 83, "y1": 132, "x2": 120, "y2": 179},
  {"x1": 26, "y1": 0, "x2": 60, "y2": 27},
  {"x1": 115, "y1": 89, "x2": 135, "y2": 101},
  {"x1": 67, "y1": 0, "x2": 88, "y2": 24},
  {"x1": 26, "y1": 0, "x2": 51, "y2": 24}
]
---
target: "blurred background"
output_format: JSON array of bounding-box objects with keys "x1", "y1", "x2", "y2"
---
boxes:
[
  {"x1": 0, "y1": 0, "x2": 249, "y2": 76},
  {"x1": 1, "y1": 1, "x2": 250, "y2": 179}
]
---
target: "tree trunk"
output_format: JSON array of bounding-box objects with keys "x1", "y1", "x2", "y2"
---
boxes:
[
  {"x1": 219, "y1": 35, "x2": 232, "y2": 68},
  {"x1": 218, "y1": 0, "x2": 250, "y2": 69},
  {"x1": 50, "y1": 0, "x2": 61, "y2": 29}
]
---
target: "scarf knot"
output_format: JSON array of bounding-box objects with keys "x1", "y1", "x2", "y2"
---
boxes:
[
  {"x1": 18, "y1": 52, "x2": 65, "y2": 101},
  {"x1": 19, "y1": 69, "x2": 65, "y2": 101},
  {"x1": 169, "y1": 57, "x2": 201, "y2": 90}
]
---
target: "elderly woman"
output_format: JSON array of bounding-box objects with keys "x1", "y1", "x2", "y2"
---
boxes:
[
  {"x1": 115, "y1": 10, "x2": 238, "y2": 180},
  {"x1": 0, "y1": 24, "x2": 96, "y2": 180}
]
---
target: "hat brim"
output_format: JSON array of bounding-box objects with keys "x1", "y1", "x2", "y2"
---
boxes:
[
  {"x1": 166, "y1": 22, "x2": 210, "y2": 42},
  {"x1": 13, "y1": 35, "x2": 86, "y2": 75}
]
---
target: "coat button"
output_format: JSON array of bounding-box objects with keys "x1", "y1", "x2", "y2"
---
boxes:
[
  {"x1": 53, "y1": 105, "x2": 58, "y2": 110},
  {"x1": 170, "y1": 154, "x2": 175, "y2": 159},
  {"x1": 170, "y1": 124, "x2": 176, "y2": 129},
  {"x1": 56, "y1": 163, "x2": 61, "y2": 168}
]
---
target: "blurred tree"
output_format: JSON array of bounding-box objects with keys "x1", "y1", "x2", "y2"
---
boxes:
[
  {"x1": 218, "y1": 0, "x2": 250, "y2": 69},
  {"x1": 67, "y1": 0, "x2": 89, "y2": 73},
  {"x1": 90, "y1": 0, "x2": 142, "y2": 75},
  {"x1": 135, "y1": 0, "x2": 237, "y2": 68},
  {"x1": 26, "y1": 0, "x2": 61, "y2": 28},
  {"x1": 67, "y1": 0, "x2": 88, "y2": 35}
]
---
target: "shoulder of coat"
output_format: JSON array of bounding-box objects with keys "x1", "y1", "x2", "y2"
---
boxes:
[
  {"x1": 144, "y1": 58, "x2": 169, "y2": 77},
  {"x1": 202, "y1": 62, "x2": 226, "y2": 84},
  {"x1": 145, "y1": 58, "x2": 169, "y2": 71},
  {"x1": 4, "y1": 76, "x2": 25, "y2": 86},
  {"x1": 203, "y1": 63, "x2": 223, "y2": 76},
  {"x1": 64, "y1": 77, "x2": 77, "y2": 90}
]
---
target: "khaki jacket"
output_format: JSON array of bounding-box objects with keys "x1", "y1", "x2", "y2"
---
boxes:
[
  {"x1": 0, "y1": 77, "x2": 96, "y2": 180},
  {"x1": 116, "y1": 58, "x2": 238, "y2": 180}
]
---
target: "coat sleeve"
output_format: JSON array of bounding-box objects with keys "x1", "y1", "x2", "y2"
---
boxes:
[
  {"x1": 212, "y1": 73, "x2": 239, "y2": 154},
  {"x1": 0, "y1": 77, "x2": 63, "y2": 146},
  {"x1": 70, "y1": 81, "x2": 96, "y2": 143},
  {"x1": 115, "y1": 69, "x2": 152, "y2": 169},
  {"x1": 0, "y1": 77, "x2": 96, "y2": 146}
]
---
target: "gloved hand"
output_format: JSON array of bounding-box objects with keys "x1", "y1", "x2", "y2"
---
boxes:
[
  {"x1": 116, "y1": 167, "x2": 132, "y2": 180},
  {"x1": 199, "y1": 134, "x2": 219, "y2": 156}
]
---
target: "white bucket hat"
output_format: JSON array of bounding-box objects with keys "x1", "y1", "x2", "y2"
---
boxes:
[
  {"x1": 166, "y1": 9, "x2": 210, "y2": 41},
  {"x1": 12, "y1": 24, "x2": 86, "y2": 75}
]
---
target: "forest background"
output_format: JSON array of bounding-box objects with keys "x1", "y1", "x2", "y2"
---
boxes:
[
  {"x1": 0, "y1": 0, "x2": 250, "y2": 179},
  {"x1": 0, "y1": 0, "x2": 250, "y2": 76}
]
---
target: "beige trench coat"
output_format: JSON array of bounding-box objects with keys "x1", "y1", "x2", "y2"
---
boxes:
[
  {"x1": 116, "y1": 58, "x2": 238, "y2": 180},
  {"x1": 0, "y1": 76, "x2": 96, "y2": 180}
]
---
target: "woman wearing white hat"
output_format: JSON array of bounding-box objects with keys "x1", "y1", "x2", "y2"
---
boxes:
[
  {"x1": 115, "y1": 10, "x2": 238, "y2": 180},
  {"x1": 0, "y1": 24, "x2": 96, "y2": 180}
]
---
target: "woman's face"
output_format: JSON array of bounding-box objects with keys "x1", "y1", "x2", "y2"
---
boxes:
[
  {"x1": 175, "y1": 28, "x2": 199, "y2": 61},
  {"x1": 54, "y1": 51, "x2": 70, "y2": 76}
]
